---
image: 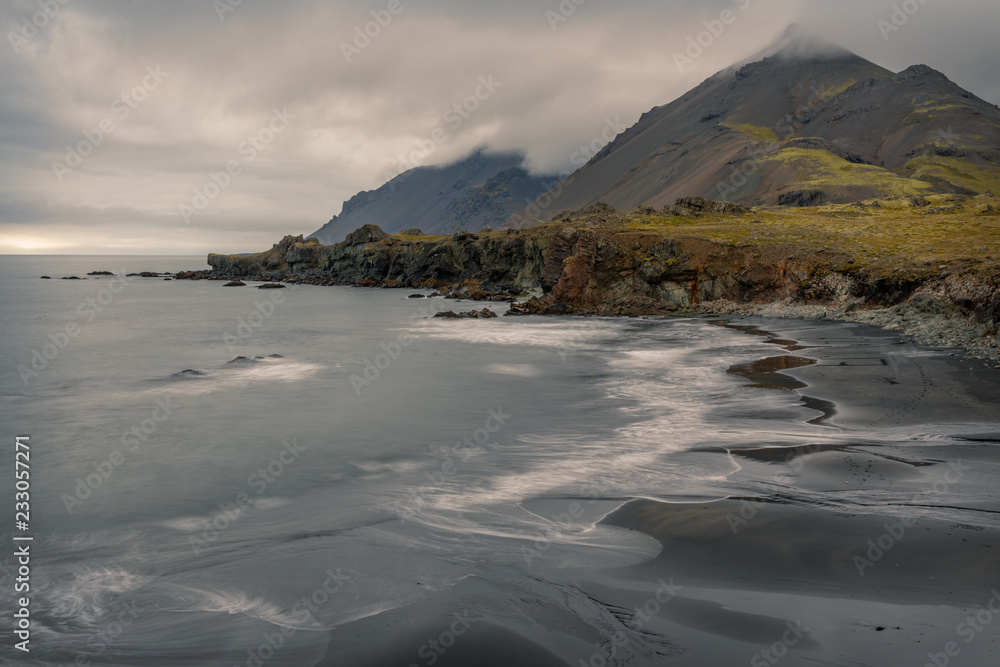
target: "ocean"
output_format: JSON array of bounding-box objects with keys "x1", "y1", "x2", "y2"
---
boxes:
[{"x1": 2, "y1": 256, "x2": 998, "y2": 666}]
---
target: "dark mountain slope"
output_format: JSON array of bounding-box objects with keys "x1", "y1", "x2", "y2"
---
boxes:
[
  {"x1": 507, "y1": 26, "x2": 1000, "y2": 225},
  {"x1": 311, "y1": 150, "x2": 553, "y2": 243}
]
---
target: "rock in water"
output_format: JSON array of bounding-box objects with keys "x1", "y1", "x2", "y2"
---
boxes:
[
  {"x1": 433, "y1": 308, "x2": 498, "y2": 319},
  {"x1": 258, "y1": 283, "x2": 286, "y2": 289},
  {"x1": 224, "y1": 280, "x2": 246, "y2": 287}
]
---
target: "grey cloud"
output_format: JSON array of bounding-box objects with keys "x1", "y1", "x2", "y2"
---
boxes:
[{"x1": 1, "y1": 0, "x2": 997, "y2": 254}]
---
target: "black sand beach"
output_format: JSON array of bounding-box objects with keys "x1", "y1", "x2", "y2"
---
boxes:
[
  {"x1": 319, "y1": 317, "x2": 1000, "y2": 667},
  {"x1": 597, "y1": 318, "x2": 1000, "y2": 666}
]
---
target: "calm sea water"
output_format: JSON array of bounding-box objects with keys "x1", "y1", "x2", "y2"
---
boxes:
[{"x1": 0, "y1": 256, "x2": 995, "y2": 666}]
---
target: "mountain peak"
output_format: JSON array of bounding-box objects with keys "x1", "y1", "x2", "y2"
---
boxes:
[
  {"x1": 751, "y1": 23, "x2": 858, "y2": 64},
  {"x1": 511, "y1": 22, "x2": 1000, "y2": 220},
  {"x1": 781, "y1": 22, "x2": 807, "y2": 39}
]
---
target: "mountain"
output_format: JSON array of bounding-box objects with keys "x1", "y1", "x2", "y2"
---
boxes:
[
  {"x1": 507, "y1": 25, "x2": 1000, "y2": 225},
  {"x1": 310, "y1": 150, "x2": 554, "y2": 243}
]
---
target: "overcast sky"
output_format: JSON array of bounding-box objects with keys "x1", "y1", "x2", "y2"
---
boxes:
[{"x1": 1, "y1": 0, "x2": 998, "y2": 255}]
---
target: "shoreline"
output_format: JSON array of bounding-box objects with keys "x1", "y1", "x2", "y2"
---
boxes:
[
  {"x1": 163, "y1": 262, "x2": 1000, "y2": 365},
  {"x1": 699, "y1": 299, "x2": 1000, "y2": 365},
  {"x1": 587, "y1": 316, "x2": 1000, "y2": 665},
  {"x1": 186, "y1": 209, "x2": 1000, "y2": 365},
  {"x1": 45, "y1": 251, "x2": 1000, "y2": 364}
]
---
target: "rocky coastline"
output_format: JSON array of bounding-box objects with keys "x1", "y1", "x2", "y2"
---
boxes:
[{"x1": 179, "y1": 200, "x2": 1000, "y2": 363}]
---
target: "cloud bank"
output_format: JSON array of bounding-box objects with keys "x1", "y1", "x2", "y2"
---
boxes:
[{"x1": 1, "y1": 0, "x2": 997, "y2": 254}]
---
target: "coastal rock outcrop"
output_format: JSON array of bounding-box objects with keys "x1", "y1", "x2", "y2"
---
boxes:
[
  {"x1": 433, "y1": 308, "x2": 498, "y2": 319},
  {"x1": 194, "y1": 202, "x2": 1000, "y2": 353}
]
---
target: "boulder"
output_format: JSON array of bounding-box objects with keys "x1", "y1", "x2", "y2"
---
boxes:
[
  {"x1": 433, "y1": 308, "x2": 498, "y2": 319},
  {"x1": 258, "y1": 283, "x2": 286, "y2": 289},
  {"x1": 272, "y1": 235, "x2": 307, "y2": 255},
  {"x1": 674, "y1": 197, "x2": 750, "y2": 215},
  {"x1": 580, "y1": 202, "x2": 617, "y2": 217},
  {"x1": 343, "y1": 224, "x2": 388, "y2": 246},
  {"x1": 661, "y1": 205, "x2": 694, "y2": 217},
  {"x1": 224, "y1": 280, "x2": 246, "y2": 287},
  {"x1": 778, "y1": 190, "x2": 826, "y2": 207}
]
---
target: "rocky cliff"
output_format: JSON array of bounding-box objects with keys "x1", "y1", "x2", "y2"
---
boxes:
[
  {"x1": 196, "y1": 198, "x2": 1000, "y2": 359},
  {"x1": 207, "y1": 224, "x2": 550, "y2": 289}
]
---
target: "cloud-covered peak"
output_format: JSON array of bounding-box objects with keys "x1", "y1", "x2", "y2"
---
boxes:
[{"x1": 1, "y1": 1, "x2": 998, "y2": 254}]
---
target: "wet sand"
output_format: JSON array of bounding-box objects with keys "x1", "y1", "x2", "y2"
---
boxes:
[
  {"x1": 593, "y1": 317, "x2": 1000, "y2": 665},
  {"x1": 319, "y1": 317, "x2": 1000, "y2": 666}
]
